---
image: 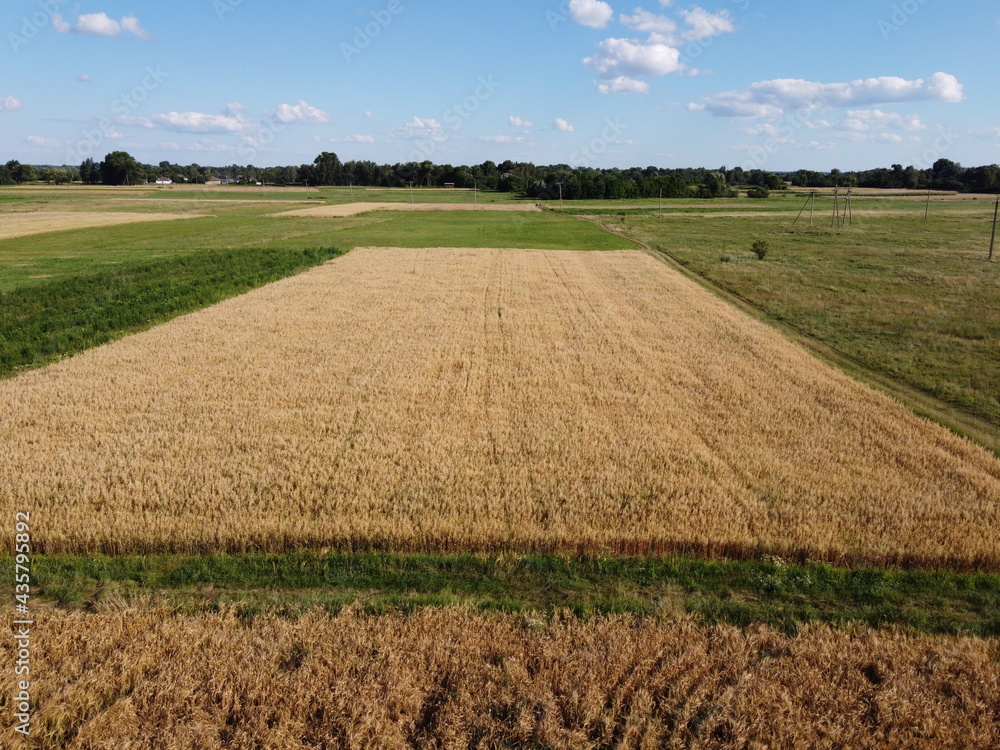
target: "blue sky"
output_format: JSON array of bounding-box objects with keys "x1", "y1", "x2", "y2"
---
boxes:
[{"x1": 2, "y1": 0, "x2": 998, "y2": 171}]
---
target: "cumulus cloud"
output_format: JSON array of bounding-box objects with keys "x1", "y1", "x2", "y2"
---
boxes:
[
  {"x1": 584, "y1": 36, "x2": 684, "y2": 77},
  {"x1": 597, "y1": 76, "x2": 650, "y2": 94},
  {"x1": 53, "y1": 11, "x2": 154, "y2": 40},
  {"x1": 1, "y1": 96, "x2": 23, "y2": 111},
  {"x1": 679, "y1": 7, "x2": 734, "y2": 41},
  {"x1": 620, "y1": 8, "x2": 677, "y2": 34},
  {"x1": 342, "y1": 135, "x2": 375, "y2": 143},
  {"x1": 77, "y1": 74, "x2": 93, "y2": 82},
  {"x1": 394, "y1": 117, "x2": 447, "y2": 142},
  {"x1": 273, "y1": 100, "x2": 330, "y2": 124},
  {"x1": 480, "y1": 135, "x2": 531, "y2": 144},
  {"x1": 690, "y1": 72, "x2": 964, "y2": 119},
  {"x1": 509, "y1": 115, "x2": 533, "y2": 128},
  {"x1": 128, "y1": 111, "x2": 250, "y2": 134},
  {"x1": 570, "y1": 0, "x2": 615, "y2": 29},
  {"x1": 554, "y1": 118, "x2": 576, "y2": 132},
  {"x1": 841, "y1": 109, "x2": 926, "y2": 132}
]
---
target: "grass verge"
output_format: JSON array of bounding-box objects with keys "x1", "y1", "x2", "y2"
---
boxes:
[
  {"x1": 0, "y1": 245, "x2": 343, "y2": 378},
  {"x1": 20, "y1": 552, "x2": 1000, "y2": 636}
]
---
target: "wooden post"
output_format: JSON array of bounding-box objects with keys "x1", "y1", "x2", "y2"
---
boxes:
[
  {"x1": 990, "y1": 196, "x2": 998, "y2": 261},
  {"x1": 810, "y1": 190, "x2": 815, "y2": 226},
  {"x1": 925, "y1": 185, "x2": 932, "y2": 220},
  {"x1": 846, "y1": 189, "x2": 853, "y2": 225},
  {"x1": 832, "y1": 187, "x2": 840, "y2": 228},
  {"x1": 659, "y1": 188, "x2": 662, "y2": 219},
  {"x1": 793, "y1": 192, "x2": 811, "y2": 225}
]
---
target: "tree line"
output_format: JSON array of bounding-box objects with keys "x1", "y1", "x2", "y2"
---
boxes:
[{"x1": 1, "y1": 152, "x2": 997, "y2": 197}]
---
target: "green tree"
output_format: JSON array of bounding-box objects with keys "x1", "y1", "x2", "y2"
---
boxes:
[
  {"x1": 100, "y1": 151, "x2": 144, "y2": 186},
  {"x1": 312, "y1": 152, "x2": 342, "y2": 185}
]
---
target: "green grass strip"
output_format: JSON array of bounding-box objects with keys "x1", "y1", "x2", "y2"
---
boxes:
[
  {"x1": 0, "y1": 245, "x2": 343, "y2": 377},
  {"x1": 20, "y1": 552, "x2": 1000, "y2": 636}
]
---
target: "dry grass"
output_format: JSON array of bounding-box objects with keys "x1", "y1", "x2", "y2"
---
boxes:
[
  {"x1": 2, "y1": 247, "x2": 1000, "y2": 566},
  {"x1": 0, "y1": 211, "x2": 201, "y2": 240},
  {"x1": 273, "y1": 202, "x2": 541, "y2": 217},
  {"x1": 1, "y1": 607, "x2": 997, "y2": 749}
]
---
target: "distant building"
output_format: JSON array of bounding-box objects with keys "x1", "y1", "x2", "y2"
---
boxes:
[
  {"x1": 155, "y1": 177, "x2": 172, "y2": 185},
  {"x1": 206, "y1": 177, "x2": 223, "y2": 186}
]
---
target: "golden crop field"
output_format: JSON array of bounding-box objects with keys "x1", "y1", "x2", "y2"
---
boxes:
[
  {"x1": 1, "y1": 608, "x2": 997, "y2": 749},
  {"x1": 0, "y1": 211, "x2": 202, "y2": 240},
  {"x1": 2, "y1": 247, "x2": 1000, "y2": 566}
]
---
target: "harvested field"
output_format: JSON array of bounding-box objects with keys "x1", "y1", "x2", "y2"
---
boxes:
[
  {"x1": 1, "y1": 608, "x2": 997, "y2": 749},
  {"x1": 2, "y1": 247, "x2": 1000, "y2": 565},
  {"x1": 0, "y1": 211, "x2": 201, "y2": 240},
  {"x1": 273, "y1": 202, "x2": 541, "y2": 217}
]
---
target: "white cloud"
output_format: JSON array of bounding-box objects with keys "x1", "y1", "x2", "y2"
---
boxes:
[
  {"x1": 394, "y1": 117, "x2": 447, "y2": 142},
  {"x1": 620, "y1": 8, "x2": 677, "y2": 35},
  {"x1": 363, "y1": 110, "x2": 373, "y2": 119},
  {"x1": 480, "y1": 135, "x2": 531, "y2": 144},
  {"x1": 0, "y1": 96, "x2": 23, "y2": 111},
  {"x1": 342, "y1": 135, "x2": 375, "y2": 143},
  {"x1": 585, "y1": 37, "x2": 683, "y2": 77},
  {"x1": 273, "y1": 100, "x2": 330, "y2": 124},
  {"x1": 120, "y1": 14, "x2": 154, "y2": 42},
  {"x1": 691, "y1": 72, "x2": 964, "y2": 119},
  {"x1": 52, "y1": 13, "x2": 71, "y2": 33},
  {"x1": 680, "y1": 7, "x2": 735, "y2": 41},
  {"x1": 570, "y1": 0, "x2": 614, "y2": 28},
  {"x1": 77, "y1": 74, "x2": 92, "y2": 82},
  {"x1": 76, "y1": 12, "x2": 122, "y2": 36},
  {"x1": 841, "y1": 109, "x2": 925, "y2": 132},
  {"x1": 26, "y1": 135, "x2": 62, "y2": 147},
  {"x1": 597, "y1": 76, "x2": 650, "y2": 94},
  {"x1": 138, "y1": 111, "x2": 250, "y2": 134},
  {"x1": 53, "y1": 12, "x2": 154, "y2": 41},
  {"x1": 554, "y1": 118, "x2": 575, "y2": 132},
  {"x1": 509, "y1": 115, "x2": 533, "y2": 128}
]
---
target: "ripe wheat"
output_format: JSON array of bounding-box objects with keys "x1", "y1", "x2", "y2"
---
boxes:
[
  {"x1": 1, "y1": 607, "x2": 997, "y2": 749},
  {"x1": 2, "y1": 247, "x2": 999, "y2": 566}
]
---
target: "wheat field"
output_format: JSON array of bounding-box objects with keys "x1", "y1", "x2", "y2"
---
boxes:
[
  {"x1": 2, "y1": 247, "x2": 1000, "y2": 566},
  {"x1": 0, "y1": 211, "x2": 200, "y2": 240},
  {"x1": 1, "y1": 607, "x2": 997, "y2": 749}
]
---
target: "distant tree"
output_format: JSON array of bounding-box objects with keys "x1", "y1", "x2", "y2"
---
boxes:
[
  {"x1": 0, "y1": 162, "x2": 14, "y2": 185},
  {"x1": 99, "y1": 151, "x2": 144, "y2": 186},
  {"x1": 746, "y1": 185, "x2": 770, "y2": 199},
  {"x1": 79, "y1": 158, "x2": 101, "y2": 184},
  {"x1": 312, "y1": 152, "x2": 342, "y2": 185},
  {"x1": 763, "y1": 173, "x2": 785, "y2": 190},
  {"x1": 12, "y1": 162, "x2": 37, "y2": 183}
]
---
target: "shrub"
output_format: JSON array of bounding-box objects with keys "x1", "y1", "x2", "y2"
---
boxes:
[
  {"x1": 747, "y1": 185, "x2": 770, "y2": 199},
  {"x1": 751, "y1": 239, "x2": 770, "y2": 260}
]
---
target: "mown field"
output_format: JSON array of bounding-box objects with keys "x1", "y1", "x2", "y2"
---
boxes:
[{"x1": 3, "y1": 185, "x2": 999, "y2": 747}]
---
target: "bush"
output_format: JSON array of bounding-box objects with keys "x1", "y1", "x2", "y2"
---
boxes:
[
  {"x1": 747, "y1": 185, "x2": 770, "y2": 199},
  {"x1": 751, "y1": 240, "x2": 770, "y2": 260}
]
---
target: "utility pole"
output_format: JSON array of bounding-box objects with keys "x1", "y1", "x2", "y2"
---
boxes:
[
  {"x1": 832, "y1": 186, "x2": 840, "y2": 228},
  {"x1": 990, "y1": 195, "x2": 998, "y2": 261},
  {"x1": 659, "y1": 187, "x2": 663, "y2": 219},
  {"x1": 925, "y1": 184, "x2": 932, "y2": 220},
  {"x1": 558, "y1": 182, "x2": 563, "y2": 210}
]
